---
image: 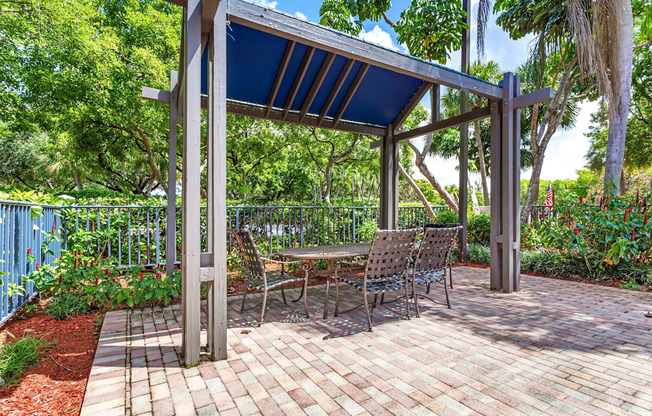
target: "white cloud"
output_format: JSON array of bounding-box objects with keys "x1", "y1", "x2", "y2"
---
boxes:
[
  {"x1": 359, "y1": 25, "x2": 400, "y2": 52},
  {"x1": 294, "y1": 11, "x2": 308, "y2": 21},
  {"x1": 251, "y1": 0, "x2": 277, "y2": 9}
]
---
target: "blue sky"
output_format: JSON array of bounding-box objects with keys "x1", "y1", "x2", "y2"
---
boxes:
[{"x1": 247, "y1": 0, "x2": 596, "y2": 186}]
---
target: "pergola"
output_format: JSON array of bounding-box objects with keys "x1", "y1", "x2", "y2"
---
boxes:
[{"x1": 143, "y1": 0, "x2": 553, "y2": 366}]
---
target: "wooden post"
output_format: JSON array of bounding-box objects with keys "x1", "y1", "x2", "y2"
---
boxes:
[
  {"x1": 490, "y1": 73, "x2": 521, "y2": 292},
  {"x1": 379, "y1": 124, "x2": 398, "y2": 229},
  {"x1": 166, "y1": 71, "x2": 178, "y2": 275},
  {"x1": 458, "y1": 0, "x2": 470, "y2": 259},
  {"x1": 206, "y1": 0, "x2": 228, "y2": 361},
  {"x1": 181, "y1": 0, "x2": 202, "y2": 366}
]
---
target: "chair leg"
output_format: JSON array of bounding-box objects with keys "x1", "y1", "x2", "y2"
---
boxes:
[
  {"x1": 373, "y1": 293, "x2": 378, "y2": 307},
  {"x1": 443, "y1": 278, "x2": 451, "y2": 309},
  {"x1": 380, "y1": 293, "x2": 385, "y2": 305},
  {"x1": 334, "y1": 278, "x2": 340, "y2": 317},
  {"x1": 281, "y1": 288, "x2": 287, "y2": 305},
  {"x1": 426, "y1": 282, "x2": 431, "y2": 294},
  {"x1": 363, "y1": 291, "x2": 373, "y2": 332},
  {"x1": 240, "y1": 288, "x2": 248, "y2": 314},
  {"x1": 260, "y1": 288, "x2": 268, "y2": 325},
  {"x1": 303, "y1": 276, "x2": 310, "y2": 318},
  {"x1": 412, "y1": 280, "x2": 420, "y2": 318},
  {"x1": 449, "y1": 263, "x2": 453, "y2": 289},
  {"x1": 404, "y1": 281, "x2": 410, "y2": 319}
]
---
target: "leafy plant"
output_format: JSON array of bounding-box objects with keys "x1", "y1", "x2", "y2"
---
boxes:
[
  {"x1": 466, "y1": 244, "x2": 490, "y2": 266},
  {"x1": 46, "y1": 292, "x2": 89, "y2": 320},
  {"x1": 0, "y1": 332, "x2": 54, "y2": 386},
  {"x1": 435, "y1": 210, "x2": 459, "y2": 224},
  {"x1": 536, "y1": 189, "x2": 652, "y2": 279},
  {"x1": 467, "y1": 213, "x2": 490, "y2": 246},
  {"x1": 357, "y1": 219, "x2": 378, "y2": 242}
]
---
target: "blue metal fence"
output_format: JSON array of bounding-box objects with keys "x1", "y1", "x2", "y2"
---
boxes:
[
  {"x1": 0, "y1": 201, "x2": 64, "y2": 324},
  {"x1": 0, "y1": 200, "x2": 447, "y2": 323}
]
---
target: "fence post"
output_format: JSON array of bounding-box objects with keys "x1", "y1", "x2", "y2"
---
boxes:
[{"x1": 299, "y1": 207, "x2": 304, "y2": 247}]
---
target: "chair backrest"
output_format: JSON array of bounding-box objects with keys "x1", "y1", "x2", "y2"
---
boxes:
[
  {"x1": 414, "y1": 226, "x2": 459, "y2": 273},
  {"x1": 230, "y1": 229, "x2": 265, "y2": 281},
  {"x1": 365, "y1": 229, "x2": 419, "y2": 281}
]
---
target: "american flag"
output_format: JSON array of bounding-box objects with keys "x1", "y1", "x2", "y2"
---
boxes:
[{"x1": 546, "y1": 183, "x2": 554, "y2": 206}]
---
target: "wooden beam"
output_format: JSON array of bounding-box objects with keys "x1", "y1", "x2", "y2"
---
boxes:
[
  {"x1": 393, "y1": 106, "x2": 491, "y2": 143},
  {"x1": 164, "y1": 0, "x2": 186, "y2": 6},
  {"x1": 229, "y1": 0, "x2": 503, "y2": 100},
  {"x1": 392, "y1": 81, "x2": 431, "y2": 129},
  {"x1": 283, "y1": 46, "x2": 315, "y2": 120},
  {"x1": 228, "y1": 102, "x2": 385, "y2": 136},
  {"x1": 266, "y1": 41, "x2": 295, "y2": 117},
  {"x1": 201, "y1": 0, "x2": 220, "y2": 35},
  {"x1": 299, "y1": 53, "x2": 335, "y2": 122},
  {"x1": 166, "y1": 71, "x2": 178, "y2": 276},
  {"x1": 318, "y1": 58, "x2": 354, "y2": 126},
  {"x1": 332, "y1": 63, "x2": 369, "y2": 128},
  {"x1": 513, "y1": 87, "x2": 554, "y2": 109},
  {"x1": 181, "y1": 0, "x2": 202, "y2": 367},
  {"x1": 206, "y1": 0, "x2": 228, "y2": 361},
  {"x1": 142, "y1": 86, "x2": 170, "y2": 103}
]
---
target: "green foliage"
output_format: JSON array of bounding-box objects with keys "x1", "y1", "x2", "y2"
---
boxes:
[
  {"x1": 521, "y1": 223, "x2": 541, "y2": 250},
  {"x1": 535, "y1": 190, "x2": 652, "y2": 279},
  {"x1": 0, "y1": 332, "x2": 54, "y2": 386},
  {"x1": 319, "y1": 0, "x2": 363, "y2": 35},
  {"x1": 47, "y1": 292, "x2": 90, "y2": 320},
  {"x1": 357, "y1": 219, "x2": 378, "y2": 242},
  {"x1": 466, "y1": 244, "x2": 490, "y2": 266},
  {"x1": 435, "y1": 210, "x2": 459, "y2": 224},
  {"x1": 467, "y1": 214, "x2": 490, "y2": 246}
]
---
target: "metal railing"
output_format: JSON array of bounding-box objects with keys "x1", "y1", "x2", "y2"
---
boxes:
[
  {"x1": 0, "y1": 201, "x2": 64, "y2": 324},
  {"x1": 1, "y1": 200, "x2": 448, "y2": 323}
]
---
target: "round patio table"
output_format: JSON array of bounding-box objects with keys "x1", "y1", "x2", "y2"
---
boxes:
[{"x1": 276, "y1": 243, "x2": 371, "y2": 319}]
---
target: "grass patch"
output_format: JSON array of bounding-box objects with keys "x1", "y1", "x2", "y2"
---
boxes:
[
  {"x1": 0, "y1": 332, "x2": 54, "y2": 386},
  {"x1": 47, "y1": 293, "x2": 89, "y2": 320}
]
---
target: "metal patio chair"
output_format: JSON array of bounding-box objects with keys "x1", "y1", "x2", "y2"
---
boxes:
[
  {"x1": 410, "y1": 226, "x2": 460, "y2": 317},
  {"x1": 335, "y1": 229, "x2": 419, "y2": 332},
  {"x1": 230, "y1": 229, "x2": 309, "y2": 324},
  {"x1": 424, "y1": 223, "x2": 460, "y2": 288}
]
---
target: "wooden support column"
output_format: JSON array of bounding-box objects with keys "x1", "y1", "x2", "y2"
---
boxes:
[
  {"x1": 379, "y1": 124, "x2": 398, "y2": 229},
  {"x1": 181, "y1": 0, "x2": 202, "y2": 366},
  {"x1": 490, "y1": 72, "x2": 521, "y2": 292},
  {"x1": 206, "y1": 0, "x2": 228, "y2": 361},
  {"x1": 458, "y1": 0, "x2": 470, "y2": 259},
  {"x1": 166, "y1": 70, "x2": 178, "y2": 275}
]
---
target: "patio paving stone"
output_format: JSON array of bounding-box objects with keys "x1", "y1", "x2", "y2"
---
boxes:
[{"x1": 81, "y1": 267, "x2": 652, "y2": 415}]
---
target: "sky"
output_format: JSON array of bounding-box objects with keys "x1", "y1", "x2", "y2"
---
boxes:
[{"x1": 245, "y1": 0, "x2": 597, "y2": 186}]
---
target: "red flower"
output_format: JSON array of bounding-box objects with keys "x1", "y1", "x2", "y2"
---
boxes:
[
  {"x1": 95, "y1": 277, "x2": 99, "y2": 286},
  {"x1": 624, "y1": 210, "x2": 628, "y2": 223},
  {"x1": 90, "y1": 260, "x2": 94, "y2": 267},
  {"x1": 174, "y1": 264, "x2": 179, "y2": 270},
  {"x1": 579, "y1": 195, "x2": 583, "y2": 203},
  {"x1": 58, "y1": 274, "x2": 62, "y2": 285},
  {"x1": 52, "y1": 221, "x2": 56, "y2": 234},
  {"x1": 112, "y1": 278, "x2": 117, "y2": 283},
  {"x1": 645, "y1": 213, "x2": 649, "y2": 226},
  {"x1": 106, "y1": 268, "x2": 110, "y2": 276},
  {"x1": 27, "y1": 248, "x2": 32, "y2": 256},
  {"x1": 574, "y1": 228, "x2": 579, "y2": 236},
  {"x1": 74, "y1": 257, "x2": 78, "y2": 269},
  {"x1": 157, "y1": 263, "x2": 160, "y2": 269},
  {"x1": 636, "y1": 190, "x2": 640, "y2": 203},
  {"x1": 643, "y1": 196, "x2": 647, "y2": 207},
  {"x1": 140, "y1": 271, "x2": 143, "y2": 282},
  {"x1": 155, "y1": 272, "x2": 160, "y2": 279},
  {"x1": 631, "y1": 229, "x2": 636, "y2": 242},
  {"x1": 36, "y1": 262, "x2": 40, "y2": 271}
]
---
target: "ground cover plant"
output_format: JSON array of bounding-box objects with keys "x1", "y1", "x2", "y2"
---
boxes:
[{"x1": 0, "y1": 332, "x2": 53, "y2": 386}]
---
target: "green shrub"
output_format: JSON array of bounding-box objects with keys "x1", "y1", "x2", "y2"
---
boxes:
[
  {"x1": 521, "y1": 223, "x2": 541, "y2": 250},
  {"x1": 47, "y1": 292, "x2": 89, "y2": 320},
  {"x1": 467, "y1": 213, "x2": 490, "y2": 246},
  {"x1": 0, "y1": 332, "x2": 54, "y2": 386},
  {"x1": 435, "y1": 210, "x2": 459, "y2": 224},
  {"x1": 466, "y1": 244, "x2": 490, "y2": 266},
  {"x1": 536, "y1": 189, "x2": 652, "y2": 279},
  {"x1": 357, "y1": 218, "x2": 378, "y2": 242}
]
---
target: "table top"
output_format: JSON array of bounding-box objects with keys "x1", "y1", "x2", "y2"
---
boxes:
[{"x1": 276, "y1": 243, "x2": 371, "y2": 260}]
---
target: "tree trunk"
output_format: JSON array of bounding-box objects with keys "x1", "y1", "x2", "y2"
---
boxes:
[
  {"x1": 469, "y1": 177, "x2": 479, "y2": 211},
  {"x1": 619, "y1": 167, "x2": 627, "y2": 196},
  {"x1": 74, "y1": 172, "x2": 83, "y2": 191},
  {"x1": 398, "y1": 163, "x2": 437, "y2": 221},
  {"x1": 473, "y1": 120, "x2": 490, "y2": 205},
  {"x1": 406, "y1": 140, "x2": 458, "y2": 212},
  {"x1": 129, "y1": 121, "x2": 168, "y2": 195},
  {"x1": 521, "y1": 150, "x2": 546, "y2": 223},
  {"x1": 323, "y1": 162, "x2": 333, "y2": 205},
  {"x1": 603, "y1": 0, "x2": 633, "y2": 195}
]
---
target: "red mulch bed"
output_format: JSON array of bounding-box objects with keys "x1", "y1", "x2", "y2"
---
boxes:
[{"x1": 0, "y1": 299, "x2": 102, "y2": 416}]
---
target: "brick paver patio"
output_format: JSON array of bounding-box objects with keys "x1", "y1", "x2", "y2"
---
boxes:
[{"x1": 80, "y1": 267, "x2": 652, "y2": 416}]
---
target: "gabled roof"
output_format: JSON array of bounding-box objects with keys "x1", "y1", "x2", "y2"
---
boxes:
[{"x1": 192, "y1": 0, "x2": 503, "y2": 134}]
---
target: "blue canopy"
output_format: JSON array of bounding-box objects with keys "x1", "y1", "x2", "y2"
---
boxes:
[{"x1": 201, "y1": 22, "x2": 425, "y2": 128}]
